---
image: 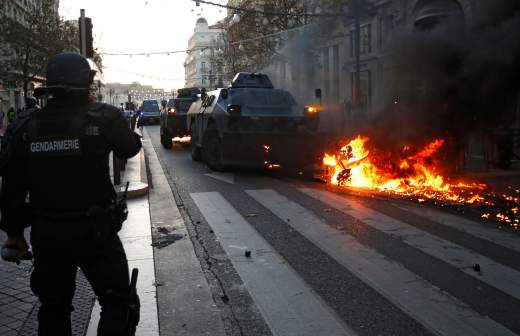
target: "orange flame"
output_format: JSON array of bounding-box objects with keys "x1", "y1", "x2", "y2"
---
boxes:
[
  {"x1": 323, "y1": 137, "x2": 485, "y2": 204},
  {"x1": 173, "y1": 135, "x2": 192, "y2": 144},
  {"x1": 322, "y1": 136, "x2": 520, "y2": 228}
]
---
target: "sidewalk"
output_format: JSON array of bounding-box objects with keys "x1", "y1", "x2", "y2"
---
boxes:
[{"x1": 86, "y1": 148, "x2": 158, "y2": 335}]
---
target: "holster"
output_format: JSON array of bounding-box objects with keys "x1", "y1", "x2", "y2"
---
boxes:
[
  {"x1": 86, "y1": 199, "x2": 128, "y2": 243},
  {"x1": 110, "y1": 198, "x2": 128, "y2": 233}
]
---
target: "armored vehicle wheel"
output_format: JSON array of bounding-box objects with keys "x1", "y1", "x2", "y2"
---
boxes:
[
  {"x1": 190, "y1": 122, "x2": 202, "y2": 161},
  {"x1": 160, "y1": 127, "x2": 173, "y2": 149},
  {"x1": 202, "y1": 125, "x2": 225, "y2": 171},
  {"x1": 191, "y1": 136, "x2": 202, "y2": 161}
]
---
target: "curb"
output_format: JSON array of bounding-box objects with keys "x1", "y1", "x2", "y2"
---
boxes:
[{"x1": 126, "y1": 148, "x2": 149, "y2": 199}]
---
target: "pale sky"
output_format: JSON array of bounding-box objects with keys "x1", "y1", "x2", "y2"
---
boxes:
[{"x1": 59, "y1": 0, "x2": 228, "y2": 90}]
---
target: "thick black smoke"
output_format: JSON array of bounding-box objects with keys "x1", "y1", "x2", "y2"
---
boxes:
[{"x1": 369, "y1": 1, "x2": 520, "y2": 153}]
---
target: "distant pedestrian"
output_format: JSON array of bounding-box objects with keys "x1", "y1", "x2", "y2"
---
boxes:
[
  {"x1": 6, "y1": 107, "x2": 15, "y2": 123},
  {"x1": 0, "y1": 111, "x2": 4, "y2": 131}
]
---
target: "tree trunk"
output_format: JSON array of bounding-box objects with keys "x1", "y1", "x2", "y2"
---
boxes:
[{"x1": 23, "y1": 80, "x2": 29, "y2": 99}]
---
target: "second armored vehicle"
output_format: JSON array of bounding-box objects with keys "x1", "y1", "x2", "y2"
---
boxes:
[{"x1": 160, "y1": 87, "x2": 200, "y2": 148}]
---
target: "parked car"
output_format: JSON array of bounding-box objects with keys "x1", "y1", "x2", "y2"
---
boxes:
[
  {"x1": 160, "y1": 88, "x2": 200, "y2": 148},
  {"x1": 137, "y1": 100, "x2": 161, "y2": 125},
  {"x1": 187, "y1": 73, "x2": 320, "y2": 171}
]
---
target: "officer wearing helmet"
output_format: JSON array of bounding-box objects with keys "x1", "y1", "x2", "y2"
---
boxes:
[{"x1": 0, "y1": 52, "x2": 142, "y2": 335}]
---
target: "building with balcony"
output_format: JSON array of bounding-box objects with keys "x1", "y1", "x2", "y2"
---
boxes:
[{"x1": 184, "y1": 17, "x2": 227, "y2": 89}]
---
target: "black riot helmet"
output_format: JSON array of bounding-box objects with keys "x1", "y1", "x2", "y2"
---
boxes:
[
  {"x1": 35, "y1": 53, "x2": 97, "y2": 98},
  {"x1": 45, "y1": 52, "x2": 96, "y2": 89}
]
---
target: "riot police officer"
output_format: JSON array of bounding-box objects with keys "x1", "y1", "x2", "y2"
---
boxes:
[{"x1": 0, "y1": 52, "x2": 142, "y2": 335}]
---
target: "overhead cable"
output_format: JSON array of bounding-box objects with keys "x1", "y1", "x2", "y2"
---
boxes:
[
  {"x1": 191, "y1": 0, "x2": 346, "y2": 18},
  {"x1": 99, "y1": 24, "x2": 308, "y2": 56}
]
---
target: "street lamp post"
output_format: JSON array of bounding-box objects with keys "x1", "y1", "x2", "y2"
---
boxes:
[
  {"x1": 352, "y1": 0, "x2": 361, "y2": 117},
  {"x1": 79, "y1": 9, "x2": 87, "y2": 57}
]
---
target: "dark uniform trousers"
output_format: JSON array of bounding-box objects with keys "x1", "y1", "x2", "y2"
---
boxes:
[{"x1": 30, "y1": 217, "x2": 130, "y2": 336}]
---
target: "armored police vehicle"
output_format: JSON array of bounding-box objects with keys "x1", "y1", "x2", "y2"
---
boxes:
[
  {"x1": 187, "y1": 73, "x2": 319, "y2": 171},
  {"x1": 160, "y1": 87, "x2": 200, "y2": 148}
]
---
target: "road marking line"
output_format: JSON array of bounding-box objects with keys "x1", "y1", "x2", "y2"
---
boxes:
[
  {"x1": 300, "y1": 188, "x2": 520, "y2": 301},
  {"x1": 204, "y1": 172, "x2": 235, "y2": 184},
  {"x1": 247, "y1": 189, "x2": 516, "y2": 336},
  {"x1": 190, "y1": 192, "x2": 356, "y2": 336},
  {"x1": 395, "y1": 204, "x2": 520, "y2": 253}
]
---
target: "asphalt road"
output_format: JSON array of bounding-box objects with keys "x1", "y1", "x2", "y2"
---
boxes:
[{"x1": 146, "y1": 125, "x2": 520, "y2": 336}]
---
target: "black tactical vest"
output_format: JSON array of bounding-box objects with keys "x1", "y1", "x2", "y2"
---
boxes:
[{"x1": 26, "y1": 105, "x2": 116, "y2": 213}]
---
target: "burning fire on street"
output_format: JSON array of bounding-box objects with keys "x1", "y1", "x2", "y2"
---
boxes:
[
  {"x1": 172, "y1": 136, "x2": 191, "y2": 144},
  {"x1": 322, "y1": 136, "x2": 520, "y2": 230}
]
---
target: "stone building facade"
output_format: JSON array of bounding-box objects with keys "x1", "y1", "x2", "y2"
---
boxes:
[
  {"x1": 265, "y1": 0, "x2": 476, "y2": 132},
  {"x1": 184, "y1": 18, "x2": 227, "y2": 89},
  {"x1": 101, "y1": 82, "x2": 167, "y2": 109}
]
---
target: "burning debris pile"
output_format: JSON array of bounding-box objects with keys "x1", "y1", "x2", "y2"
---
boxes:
[{"x1": 322, "y1": 136, "x2": 519, "y2": 230}]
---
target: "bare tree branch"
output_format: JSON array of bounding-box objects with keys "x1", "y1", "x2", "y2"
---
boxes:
[{"x1": 0, "y1": 0, "x2": 103, "y2": 96}]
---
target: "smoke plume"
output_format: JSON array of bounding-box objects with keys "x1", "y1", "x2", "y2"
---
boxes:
[{"x1": 369, "y1": 1, "x2": 520, "y2": 152}]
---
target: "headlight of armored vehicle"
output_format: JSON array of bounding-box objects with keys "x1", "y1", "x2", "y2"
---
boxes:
[
  {"x1": 304, "y1": 104, "x2": 322, "y2": 117},
  {"x1": 168, "y1": 108, "x2": 176, "y2": 116},
  {"x1": 227, "y1": 104, "x2": 241, "y2": 116}
]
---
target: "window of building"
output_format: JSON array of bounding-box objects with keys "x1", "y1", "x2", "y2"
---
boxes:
[
  {"x1": 349, "y1": 33, "x2": 354, "y2": 58},
  {"x1": 322, "y1": 47, "x2": 329, "y2": 101},
  {"x1": 350, "y1": 70, "x2": 372, "y2": 113},
  {"x1": 201, "y1": 62, "x2": 206, "y2": 73},
  {"x1": 332, "y1": 45, "x2": 340, "y2": 102},
  {"x1": 378, "y1": 16, "x2": 383, "y2": 51},
  {"x1": 350, "y1": 24, "x2": 372, "y2": 57},
  {"x1": 360, "y1": 24, "x2": 372, "y2": 54}
]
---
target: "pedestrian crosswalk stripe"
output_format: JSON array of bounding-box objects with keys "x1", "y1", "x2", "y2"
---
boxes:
[
  {"x1": 395, "y1": 203, "x2": 520, "y2": 253},
  {"x1": 299, "y1": 188, "x2": 520, "y2": 301},
  {"x1": 190, "y1": 192, "x2": 356, "y2": 336},
  {"x1": 247, "y1": 189, "x2": 517, "y2": 336}
]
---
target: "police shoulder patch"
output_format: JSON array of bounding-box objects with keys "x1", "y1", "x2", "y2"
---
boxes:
[{"x1": 85, "y1": 125, "x2": 100, "y2": 136}]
